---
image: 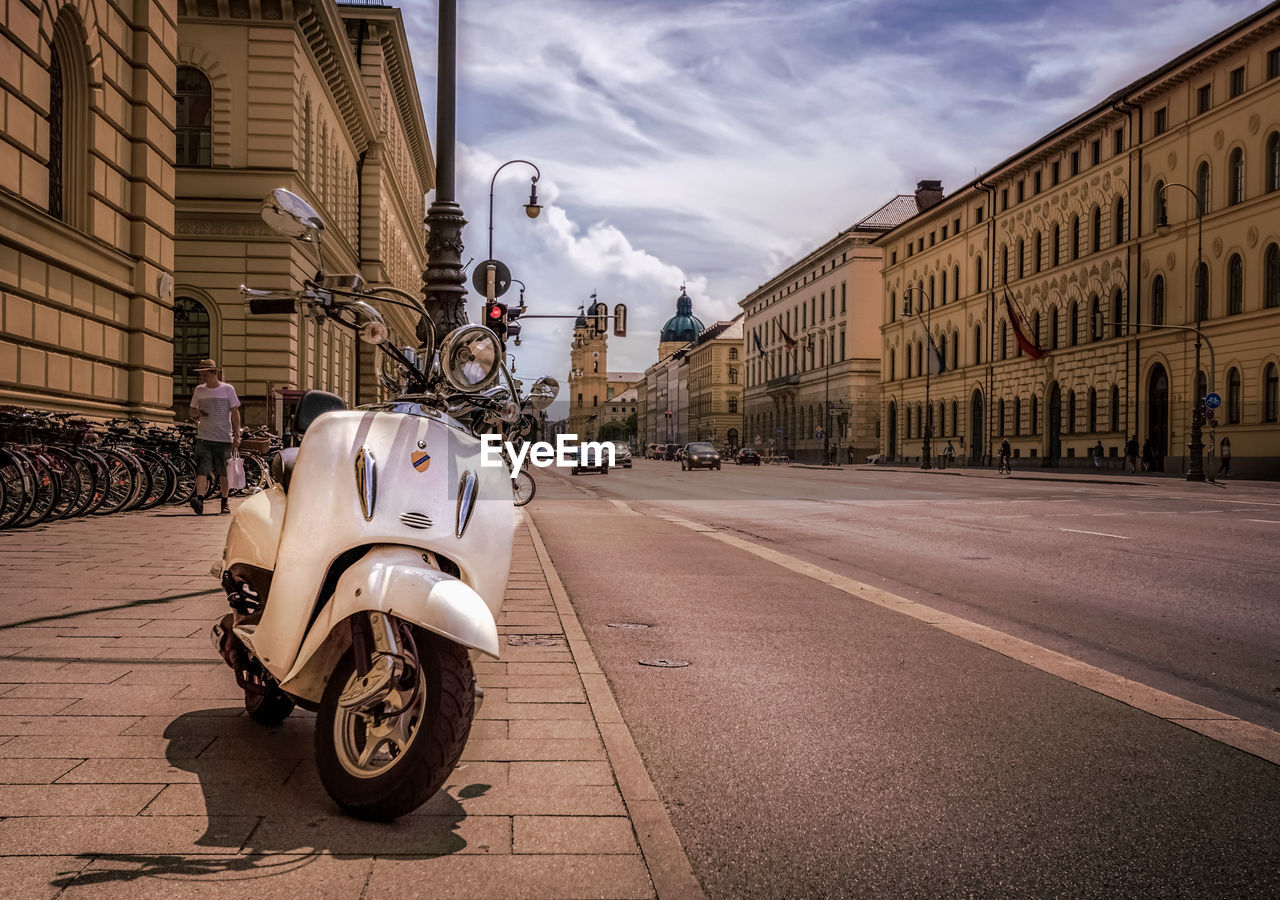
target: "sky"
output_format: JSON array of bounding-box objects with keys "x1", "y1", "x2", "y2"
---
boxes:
[{"x1": 397, "y1": 0, "x2": 1266, "y2": 387}]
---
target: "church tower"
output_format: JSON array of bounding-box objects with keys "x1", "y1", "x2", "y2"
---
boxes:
[
  {"x1": 568, "y1": 300, "x2": 609, "y2": 439},
  {"x1": 658, "y1": 285, "x2": 705, "y2": 360}
]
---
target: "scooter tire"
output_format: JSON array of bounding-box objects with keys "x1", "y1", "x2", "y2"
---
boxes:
[
  {"x1": 315, "y1": 628, "x2": 474, "y2": 821},
  {"x1": 245, "y1": 685, "x2": 295, "y2": 725}
]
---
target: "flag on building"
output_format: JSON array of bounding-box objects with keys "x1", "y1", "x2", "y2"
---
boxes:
[
  {"x1": 778, "y1": 321, "x2": 798, "y2": 356},
  {"x1": 1004, "y1": 287, "x2": 1045, "y2": 360},
  {"x1": 753, "y1": 330, "x2": 766, "y2": 357},
  {"x1": 923, "y1": 323, "x2": 945, "y2": 375}
]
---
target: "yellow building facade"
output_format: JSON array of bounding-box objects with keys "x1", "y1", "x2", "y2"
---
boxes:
[
  {"x1": 686, "y1": 316, "x2": 744, "y2": 450},
  {"x1": 1, "y1": 0, "x2": 176, "y2": 418},
  {"x1": 878, "y1": 4, "x2": 1280, "y2": 476}
]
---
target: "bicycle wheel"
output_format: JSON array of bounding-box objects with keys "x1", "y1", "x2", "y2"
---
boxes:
[
  {"x1": 93, "y1": 449, "x2": 137, "y2": 515},
  {"x1": 236, "y1": 454, "x2": 267, "y2": 495},
  {"x1": 0, "y1": 448, "x2": 37, "y2": 529},
  {"x1": 512, "y1": 469, "x2": 535, "y2": 507},
  {"x1": 42, "y1": 447, "x2": 83, "y2": 521},
  {"x1": 72, "y1": 448, "x2": 109, "y2": 516},
  {"x1": 16, "y1": 451, "x2": 61, "y2": 527},
  {"x1": 132, "y1": 448, "x2": 172, "y2": 510},
  {"x1": 115, "y1": 448, "x2": 151, "y2": 511},
  {"x1": 167, "y1": 452, "x2": 197, "y2": 505}
]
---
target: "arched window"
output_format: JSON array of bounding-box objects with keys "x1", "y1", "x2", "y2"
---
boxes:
[
  {"x1": 1014, "y1": 397, "x2": 1022, "y2": 436},
  {"x1": 1002, "y1": 245, "x2": 1009, "y2": 283},
  {"x1": 728, "y1": 367, "x2": 738, "y2": 384},
  {"x1": 951, "y1": 400, "x2": 958, "y2": 436},
  {"x1": 1227, "y1": 368, "x2": 1241, "y2": 424},
  {"x1": 938, "y1": 401, "x2": 945, "y2": 436},
  {"x1": 48, "y1": 38, "x2": 64, "y2": 219},
  {"x1": 728, "y1": 396, "x2": 738, "y2": 414},
  {"x1": 950, "y1": 331, "x2": 958, "y2": 370},
  {"x1": 890, "y1": 290, "x2": 897, "y2": 322},
  {"x1": 48, "y1": 10, "x2": 90, "y2": 226},
  {"x1": 1050, "y1": 307, "x2": 1060, "y2": 350},
  {"x1": 906, "y1": 345, "x2": 912, "y2": 378},
  {"x1": 1067, "y1": 390, "x2": 1076, "y2": 433},
  {"x1": 998, "y1": 398, "x2": 1006, "y2": 436},
  {"x1": 1195, "y1": 261, "x2": 1209, "y2": 321},
  {"x1": 592, "y1": 361, "x2": 598, "y2": 373},
  {"x1": 1033, "y1": 310, "x2": 1041, "y2": 347},
  {"x1": 1196, "y1": 161, "x2": 1211, "y2": 214},
  {"x1": 889, "y1": 348, "x2": 896, "y2": 380},
  {"x1": 1267, "y1": 132, "x2": 1280, "y2": 194},
  {"x1": 1052, "y1": 224, "x2": 1061, "y2": 267},
  {"x1": 954, "y1": 266, "x2": 961, "y2": 301},
  {"x1": 938, "y1": 332, "x2": 947, "y2": 369},
  {"x1": 1088, "y1": 388, "x2": 1098, "y2": 432},
  {"x1": 929, "y1": 276, "x2": 936, "y2": 308},
  {"x1": 1001, "y1": 319, "x2": 1009, "y2": 359},
  {"x1": 1265, "y1": 243, "x2": 1280, "y2": 309},
  {"x1": 1031, "y1": 394, "x2": 1039, "y2": 434},
  {"x1": 1151, "y1": 275, "x2": 1165, "y2": 326},
  {"x1": 1154, "y1": 179, "x2": 1167, "y2": 228},
  {"x1": 1110, "y1": 385, "x2": 1120, "y2": 432},
  {"x1": 729, "y1": 347, "x2": 738, "y2": 360},
  {"x1": 973, "y1": 325, "x2": 981, "y2": 364},
  {"x1": 1228, "y1": 148, "x2": 1244, "y2": 206},
  {"x1": 176, "y1": 66, "x2": 213, "y2": 167},
  {"x1": 917, "y1": 341, "x2": 923, "y2": 376},
  {"x1": 940, "y1": 270, "x2": 947, "y2": 305},
  {"x1": 1112, "y1": 289, "x2": 1123, "y2": 338},
  {"x1": 1071, "y1": 216, "x2": 1081, "y2": 260},
  {"x1": 1069, "y1": 303, "x2": 1079, "y2": 346},
  {"x1": 304, "y1": 96, "x2": 313, "y2": 184},
  {"x1": 1091, "y1": 205, "x2": 1102, "y2": 253},
  {"x1": 975, "y1": 256, "x2": 983, "y2": 291},
  {"x1": 1265, "y1": 363, "x2": 1279, "y2": 422},
  {"x1": 1034, "y1": 232, "x2": 1042, "y2": 273},
  {"x1": 1017, "y1": 239, "x2": 1025, "y2": 279},
  {"x1": 1114, "y1": 197, "x2": 1125, "y2": 244},
  {"x1": 1228, "y1": 254, "x2": 1243, "y2": 315},
  {"x1": 1091, "y1": 295, "x2": 1102, "y2": 341},
  {"x1": 172, "y1": 296, "x2": 211, "y2": 397}
]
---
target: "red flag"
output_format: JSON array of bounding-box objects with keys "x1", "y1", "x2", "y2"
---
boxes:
[
  {"x1": 1004, "y1": 288, "x2": 1045, "y2": 360},
  {"x1": 778, "y1": 321, "x2": 798, "y2": 355}
]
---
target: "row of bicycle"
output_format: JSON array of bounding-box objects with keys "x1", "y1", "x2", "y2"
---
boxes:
[{"x1": 0, "y1": 407, "x2": 278, "y2": 530}]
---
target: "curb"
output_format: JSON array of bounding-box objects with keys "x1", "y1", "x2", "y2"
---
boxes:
[{"x1": 523, "y1": 510, "x2": 706, "y2": 900}]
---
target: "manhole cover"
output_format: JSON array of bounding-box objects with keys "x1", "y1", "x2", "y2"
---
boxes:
[
  {"x1": 639, "y1": 658, "x2": 689, "y2": 668},
  {"x1": 507, "y1": 634, "x2": 569, "y2": 648},
  {"x1": 607, "y1": 622, "x2": 652, "y2": 629}
]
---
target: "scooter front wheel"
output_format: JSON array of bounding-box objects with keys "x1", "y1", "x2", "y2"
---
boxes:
[{"x1": 315, "y1": 626, "x2": 474, "y2": 821}]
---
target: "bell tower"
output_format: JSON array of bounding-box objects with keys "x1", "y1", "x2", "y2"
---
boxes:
[{"x1": 568, "y1": 297, "x2": 609, "y2": 439}]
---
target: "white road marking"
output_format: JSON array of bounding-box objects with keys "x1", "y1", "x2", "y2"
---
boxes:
[
  {"x1": 632, "y1": 503, "x2": 1280, "y2": 769},
  {"x1": 1059, "y1": 528, "x2": 1130, "y2": 539},
  {"x1": 992, "y1": 514, "x2": 1030, "y2": 518},
  {"x1": 1245, "y1": 519, "x2": 1280, "y2": 525}
]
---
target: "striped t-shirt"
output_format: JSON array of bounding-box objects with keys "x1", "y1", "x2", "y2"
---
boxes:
[{"x1": 190, "y1": 382, "x2": 240, "y2": 443}]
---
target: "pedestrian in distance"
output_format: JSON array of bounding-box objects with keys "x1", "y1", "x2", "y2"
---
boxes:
[
  {"x1": 944, "y1": 440, "x2": 955, "y2": 469},
  {"x1": 998, "y1": 438, "x2": 1012, "y2": 475},
  {"x1": 1125, "y1": 435, "x2": 1139, "y2": 473},
  {"x1": 1093, "y1": 440, "x2": 1105, "y2": 469},
  {"x1": 1219, "y1": 436, "x2": 1231, "y2": 478},
  {"x1": 188, "y1": 358, "x2": 241, "y2": 515},
  {"x1": 1141, "y1": 437, "x2": 1154, "y2": 472}
]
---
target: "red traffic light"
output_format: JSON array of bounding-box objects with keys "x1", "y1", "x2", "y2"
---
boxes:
[{"x1": 487, "y1": 302, "x2": 507, "y2": 321}]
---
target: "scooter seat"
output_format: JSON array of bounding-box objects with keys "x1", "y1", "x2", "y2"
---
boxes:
[{"x1": 271, "y1": 447, "x2": 300, "y2": 492}]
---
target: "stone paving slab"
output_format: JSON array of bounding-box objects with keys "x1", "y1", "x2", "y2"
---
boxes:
[{"x1": 0, "y1": 502, "x2": 700, "y2": 898}]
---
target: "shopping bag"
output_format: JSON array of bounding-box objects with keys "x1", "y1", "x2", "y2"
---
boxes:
[{"x1": 226, "y1": 452, "x2": 247, "y2": 490}]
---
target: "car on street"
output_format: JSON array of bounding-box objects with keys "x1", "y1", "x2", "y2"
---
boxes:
[
  {"x1": 674, "y1": 446, "x2": 686, "y2": 462},
  {"x1": 662, "y1": 444, "x2": 678, "y2": 460},
  {"x1": 736, "y1": 447, "x2": 761, "y2": 465},
  {"x1": 610, "y1": 441, "x2": 633, "y2": 468},
  {"x1": 682, "y1": 441, "x2": 721, "y2": 471},
  {"x1": 645, "y1": 443, "x2": 662, "y2": 459},
  {"x1": 571, "y1": 444, "x2": 609, "y2": 476}
]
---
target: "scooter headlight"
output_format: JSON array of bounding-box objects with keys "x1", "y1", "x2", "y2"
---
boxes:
[{"x1": 439, "y1": 325, "x2": 502, "y2": 392}]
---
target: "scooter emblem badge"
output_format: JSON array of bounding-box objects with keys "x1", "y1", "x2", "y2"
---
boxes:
[{"x1": 411, "y1": 450, "x2": 431, "y2": 472}]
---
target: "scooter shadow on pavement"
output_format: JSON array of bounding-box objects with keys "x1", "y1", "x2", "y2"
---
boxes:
[{"x1": 49, "y1": 709, "x2": 488, "y2": 891}]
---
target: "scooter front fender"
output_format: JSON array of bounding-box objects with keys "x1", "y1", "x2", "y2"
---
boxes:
[{"x1": 278, "y1": 545, "x2": 500, "y2": 701}]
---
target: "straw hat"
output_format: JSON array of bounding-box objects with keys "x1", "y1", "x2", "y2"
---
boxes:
[{"x1": 194, "y1": 358, "x2": 218, "y2": 372}]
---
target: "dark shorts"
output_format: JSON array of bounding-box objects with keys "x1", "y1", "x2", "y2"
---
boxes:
[{"x1": 194, "y1": 440, "x2": 233, "y2": 477}]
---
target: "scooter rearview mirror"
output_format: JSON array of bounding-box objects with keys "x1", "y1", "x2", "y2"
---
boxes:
[{"x1": 261, "y1": 189, "x2": 325, "y2": 240}]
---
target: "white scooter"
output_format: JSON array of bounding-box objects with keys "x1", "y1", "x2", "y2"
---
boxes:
[{"x1": 213, "y1": 189, "x2": 558, "y2": 821}]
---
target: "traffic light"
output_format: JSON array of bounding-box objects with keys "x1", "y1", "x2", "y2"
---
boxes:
[
  {"x1": 506, "y1": 305, "x2": 525, "y2": 345},
  {"x1": 485, "y1": 300, "x2": 508, "y2": 341}
]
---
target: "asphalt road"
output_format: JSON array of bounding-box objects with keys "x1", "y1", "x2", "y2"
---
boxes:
[{"x1": 527, "y1": 461, "x2": 1280, "y2": 898}]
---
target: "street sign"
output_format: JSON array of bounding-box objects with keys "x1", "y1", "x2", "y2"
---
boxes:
[
  {"x1": 1206, "y1": 406, "x2": 1216, "y2": 420},
  {"x1": 471, "y1": 259, "x2": 511, "y2": 298},
  {"x1": 1205, "y1": 392, "x2": 1222, "y2": 409}
]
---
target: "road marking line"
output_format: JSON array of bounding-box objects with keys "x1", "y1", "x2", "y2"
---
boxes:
[
  {"x1": 992, "y1": 514, "x2": 1030, "y2": 518},
  {"x1": 637, "y1": 505, "x2": 1279, "y2": 769},
  {"x1": 1245, "y1": 519, "x2": 1280, "y2": 525},
  {"x1": 1059, "y1": 528, "x2": 1130, "y2": 539}
]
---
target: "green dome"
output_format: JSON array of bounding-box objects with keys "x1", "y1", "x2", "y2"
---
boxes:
[{"x1": 659, "y1": 288, "x2": 703, "y2": 344}]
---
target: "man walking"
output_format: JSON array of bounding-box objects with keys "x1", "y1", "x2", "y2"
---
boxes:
[
  {"x1": 189, "y1": 358, "x2": 240, "y2": 515},
  {"x1": 998, "y1": 438, "x2": 1012, "y2": 475},
  {"x1": 1125, "y1": 434, "x2": 1139, "y2": 473}
]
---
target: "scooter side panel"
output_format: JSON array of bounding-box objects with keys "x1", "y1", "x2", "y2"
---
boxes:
[
  {"x1": 222, "y1": 485, "x2": 286, "y2": 573},
  {"x1": 249, "y1": 410, "x2": 514, "y2": 680}
]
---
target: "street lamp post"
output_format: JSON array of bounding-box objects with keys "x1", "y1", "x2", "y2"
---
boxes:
[
  {"x1": 488, "y1": 160, "x2": 541, "y2": 261},
  {"x1": 1156, "y1": 181, "x2": 1207, "y2": 482},
  {"x1": 903, "y1": 287, "x2": 935, "y2": 470}
]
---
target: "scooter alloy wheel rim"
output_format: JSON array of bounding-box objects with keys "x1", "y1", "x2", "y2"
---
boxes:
[{"x1": 334, "y1": 661, "x2": 427, "y2": 778}]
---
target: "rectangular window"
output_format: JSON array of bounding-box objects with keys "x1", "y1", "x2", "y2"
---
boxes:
[
  {"x1": 891, "y1": 250, "x2": 897, "y2": 264},
  {"x1": 1091, "y1": 139, "x2": 1101, "y2": 166},
  {"x1": 1230, "y1": 66, "x2": 1245, "y2": 98},
  {"x1": 1033, "y1": 172, "x2": 1042, "y2": 194},
  {"x1": 1016, "y1": 181, "x2": 1025, "y2": 203},
  {"x1": 1051, "y1": 161, "x2": 1060, "y2": 185},
  {"x1": 929, "y1": 231, "x2": 936, "y2": 246},
  {"x1": 841, "y1": 282, "x2": 846, "y2": 313},
  {"x1": 976, "y1": 206, "x2": 984, "y2": 223},
  {"x1": 1269, "y1": 47, "x2": 1280, "y2": 79},
  {"x1": 941, "y1": 225, "x2": 948, "y2": 240},
  {"x1": 1070, "y1": 151, "x2": 1080, "y2": 176},
  {"x1": 907, "y1": 244, "x2": 913, "y2": 257},
  {"x1": 1197, "y1": 83, "x2": 1212, "y2": 114},
  {"x1": 1113, "y1": 128, "x2": 1124, "y2": 154},
  {"x1": 953, "y1": 217, "x2": 960, "y2": 234},
  {"x1": 1001, "y1": 188, "x2": 1009, "y2": 210},
  {"x1": 918, "y1": 238, "x2": 924, "y2": 251},
  {"x1": 1153, "y1": 107, "x2": 1167, "y2": 136}
]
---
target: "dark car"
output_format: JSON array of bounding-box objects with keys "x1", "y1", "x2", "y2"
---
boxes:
[
  {"x1": 571, "y1": 444, "x2": 609, "y2": 476},
  {"x1": 681, "y1": 442, "x2": 721, "y2": 471},
  {"x1": 736, "y1": 447, "x2": 761, "y2": 465},
  {"x1": 662, "y1": 444, "x2": 678, "y2": 460}
]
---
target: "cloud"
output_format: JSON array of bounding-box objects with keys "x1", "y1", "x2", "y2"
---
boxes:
[{"x1": 402, "y1": 0, "x2": 1262, "y2": 387}]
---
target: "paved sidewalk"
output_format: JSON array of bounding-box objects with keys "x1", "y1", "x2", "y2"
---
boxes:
[{"x1": 0, "y1": 502, "x2": 700, "y2": 899}]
